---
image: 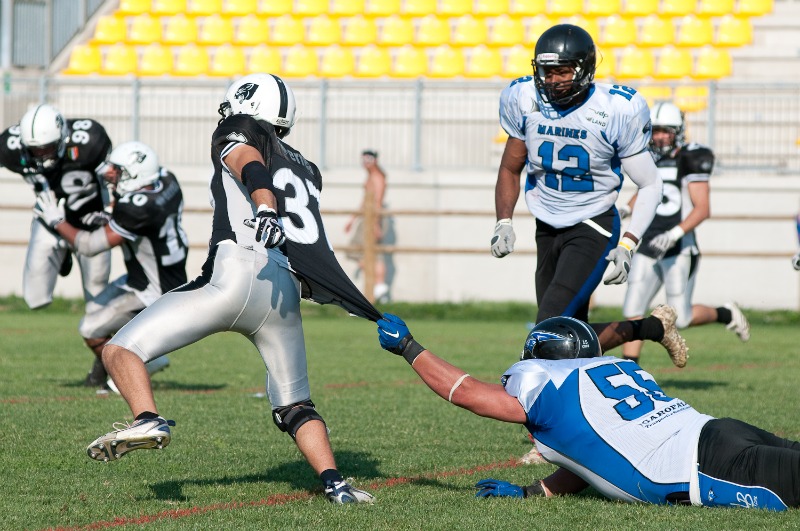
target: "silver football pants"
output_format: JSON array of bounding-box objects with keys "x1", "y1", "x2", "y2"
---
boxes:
[{"x1": 623, "y1": 251, "x2": 697, "y2": 328}]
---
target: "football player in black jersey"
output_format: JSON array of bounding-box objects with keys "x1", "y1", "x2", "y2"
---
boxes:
[
  {"x1": 84, "y1": 74, "x2": 378, "y2": 504},
  {"x1": 620, "y1": 102, "x2": 750, "y2": 364},
  {"x1": 34, "y1": 141, "x2": 188, "y2": 391}
]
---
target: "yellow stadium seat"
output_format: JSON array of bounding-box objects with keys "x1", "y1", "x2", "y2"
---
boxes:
[
  {"x1": 295, "y1": 0, "x2": 327, "y2": 16},
  {"x1": 510, "y1": 0, "x2": 546, "y2": 16},
  {"x1": 697, "y1": 0, "x2": 734, "y2": 17},
  {"x1": 307, "y1": 15, "x2": 342, "y2": 46},
  {"x1": 320, "y1": 45, "x2": 356, "y2": 76},
  {"x1": 64, "y1": 44, "x2": 103, "y2": 75},
  {"x1": 355, "y1": 45, "x2": 391, "y2": 76},
  {"x1": 548, "y1": 0, "x2": 582, "y2": 17},
  {"x1": 622, "y1": 0, "x2": 658, "y2": 16},
  {"x1": 401, "y1": 0, "x2": 436, "y2": 17},
  {"x1": 503, "y1": 44, "x2": 534, "y2": 78},
  {"x1": 174, "y1": 43, "x2": 210, "y2": 75},
  {"x1": 437, "y1": 0, "x2": 471, "y2": 17},
  {"x1": 586, "y1": 0, "x2": 622, "y2": 18},
  {"x1": 365, "y1": 0, "x2": 401, "y2": 16},
  {"x1": 676, "y1": 16, "x2": 713, "y2": 47},
  {"x1": 138, "y1": 43, "x2": 174, "y2": 75},
  {"x1": 331, "y1": 0, "x2": 366, "y2": 16},
  {"x1": 163, "y1": 14, "x2": 198, "y2": 44},
  {"x1": 247, "y1": 44, "x2": 282, "y2": 73},
  {"x1": 428, "y1": 45, "x2": 464, "y2": 77},
  {"x1": 601, "y1": 15, "x2": 637, "y2": 48},
  {"x1": 562, "y1": 16, "x2": 600, "y2": 42},
  {"x1": 659, "y1": 0, "x2": 695, "y2": 17},
  {"x1": 465, "y1": 45, "x2": 502, "y2": 78},
  {"x1": 234, "y1": 14, "x2": 268, "y2": 45},
  {"x1": 342, "y1": 15, "x2": 378, "y2": 45},
  {"x1": 693, "y1": 46, "x2": 732, "y2": 79},
  {"x1": 525, "y1": 14, "x2": 556, "y2": 46},
  {"x1": 488, "y1": 15, "x2": 525, "y2": 47},
  {"x1": 187, "y1": 0, "x2": 223, "y2": 16},
  {"x1": 415, "y1": 15, "x2": 450, "y2": 46},
  {"x1": 475, "y1": 0, "x2": 510, "y2": 17},
  {"x1": 102, "y1": 44, "x2": 138, "y2": 75},
  {"x1": 636, "y1": 85, "x2": 673, "y2": 105},
  {"x1": 735, "y1": 0, "x2": 773, "y2": 16},
  {"x1": 378, "y1": 15, "x2": 414, "y2": 46},
  {"x1": 258, "y1": 0, "x2": 292, "y2": 15},
  {"x1": 118, "y1": 0, "x2": 151, "y2": 15},
  {"x1": 198, "y1": 14, "x2": 235, "y2": 45},
  {"x1": 638, "y1": 14, "x2": 674, "y2": 47},
  {"x1": 654, "y1": 46, "x2": 692, "y2": 79},
  {"x1": 270, "y1": 14, "x2": 304, "y2": 45},
  {"x1": 92, "y1": 15, "x2": 127, "y2": 45},
  {"x1": 616, "y1": 46, "x2": 655, "y2": 79},
  {"x1": 222, "y1": 0, "x2": 258, "y2": 15},
  {"x1": 594, "y1": 48, "x2": 615, "y2": 78},
  {"x1": 151, "y1": 0, "x2": 187, "y2": 16},
  {"x1": 674, "y1": 84, "x2": 708, "y2": 112},
  {"x1": 128, "y1": 14, "x2": 163, "y2": 44},
  {"x1": 452, "y1": 15, "x2": 488, "y2": 47},
  {"x1": 392, "y1": 45, "x2": 427, "y2": 77},
  {"x1": 715, "y1": 14, "x2": 752, "y2": 47},
  {"x1": 283, "y1": 45, "x2": 318, "y2": 77},
  {"x1": 209, "y1": 44, "x2": 247, "y2": 76}
]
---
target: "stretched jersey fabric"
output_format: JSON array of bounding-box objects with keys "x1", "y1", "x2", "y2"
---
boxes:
[
  {"x1": 638, "y1": 144, "x2": 714, "y2": 259},
  {"x1": 108, "y1": 171, "x2": 189, "y2": 305},
  {"x1": 210, "y1": 115, "x2": 381, "y2": 322},
  {"x1": 502, "y1": 356, "x2": 713, "y2": 504},
  {"x1": 500, "y1": 79, "x2": 651, "y2": 229},
  {"x1": 0, "y1": 118, "x2": 111, "y2": 230}
]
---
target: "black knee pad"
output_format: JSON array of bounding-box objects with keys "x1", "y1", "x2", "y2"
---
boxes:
[{"x1": 272, "y1": 400, "x2": 325, "y2": 439}]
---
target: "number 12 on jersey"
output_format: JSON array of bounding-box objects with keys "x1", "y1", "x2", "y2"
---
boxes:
[{"x1": 536, "y1": 141, "x2": 594, "y2": 192}]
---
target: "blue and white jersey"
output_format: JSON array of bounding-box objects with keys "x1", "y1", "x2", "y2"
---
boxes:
[
  {"x1": 502, "y1": 356, "x2": 713, "y2": 504},
  {"x1": 499, "y1": 79, "x2": 652, "y2": 228}
]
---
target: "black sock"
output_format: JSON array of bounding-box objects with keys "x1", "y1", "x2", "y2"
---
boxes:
[
  {"x1": 716, "y1": 306, "x2": 732, "y2": 325},
  {"x1": 320, "y1": 469, "x2": 343, "y2": 487},
  {"x1": 135, "y1": 411, "x2": 160, "y2": 421},
  {"x1": 635, "y1": 316, "x2": 665, "y2": 342},
  {"x1": 622, "y1": 355, "x2": 640, "y2": 361}
]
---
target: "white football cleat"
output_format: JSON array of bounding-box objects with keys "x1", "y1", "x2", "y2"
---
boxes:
[
  {"x1": 87, "y1": 417, "x2": 175, "y2": 462},
  {"x1": 324, "y1": 480, "x2": 375, "y2": 504},
  {"x1": 106, "y1": 355, "x2": 170, "y2": 395},
  {"x1": 724, "y1": 302, "x2": 750, "y2": 342}
]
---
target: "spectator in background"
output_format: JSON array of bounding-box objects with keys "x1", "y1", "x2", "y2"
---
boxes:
[
  {"x1": 345, "y1": 149, "x2": 393, "y2": 303},
  {"x1": 621, "y1": 102, "x2": 749, "y2": 365}
]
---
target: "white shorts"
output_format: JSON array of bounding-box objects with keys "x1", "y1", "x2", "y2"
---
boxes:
[{"x1": 622, "y1": 251, "x2": 698, "y2": 328}]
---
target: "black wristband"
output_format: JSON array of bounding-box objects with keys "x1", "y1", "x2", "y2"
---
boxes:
[
  {"x1": 241, "y1": 161, "x2": 272, "y2": 196},
  {"x1": 392, "y1": 335, "x2": 425, "y2": 365},
  {"x1": 523, "y1": 481, "x2": 544, "y2": 498}
]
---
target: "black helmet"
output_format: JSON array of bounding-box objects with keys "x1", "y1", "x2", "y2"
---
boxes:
[
  {"x1": 522, "y1": 316, "x2": 601, "y2": 361},
  {"x1": 532, "y1": 24, "x2": 596, "y2": 106}
]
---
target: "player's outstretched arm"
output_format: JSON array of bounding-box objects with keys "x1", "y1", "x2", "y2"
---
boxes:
[{"x1": 377, "y1": 314, "x2": 527, "y2": 423}]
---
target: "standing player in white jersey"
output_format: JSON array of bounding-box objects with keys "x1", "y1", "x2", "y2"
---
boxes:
[
  {"x1": 375, "y1": 313, "x2": 800, "y2": 511},
  {"x1": 621, "y1": 102, "x2": 750, "y2": 364},
  {"x1": 33, "y1": 141, "x2": 188, "y2": 391},
  {"x1": 491, "y1": 24, "x2": 662, "y2": 324},
  {"x1": 84, "y1": 74, "x2": 378, "y2": 505}
]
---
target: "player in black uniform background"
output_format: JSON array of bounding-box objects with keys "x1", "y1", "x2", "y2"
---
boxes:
[
  {"x1": 85, "y1": 74, "x2": 378, "y2": 505},
  {"x1": 620, "y1": 101, "x2": 750, "y2": 364},
  {"x1": 34, "y1": 141, "x2": 188, "y2": 391}
]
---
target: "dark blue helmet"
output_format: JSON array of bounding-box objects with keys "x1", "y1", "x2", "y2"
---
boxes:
[
  {"x1": 522, "y1": 316, "x2": 601, "y2": 360},
  {"x1": 532, "y1": 24, "x2": 596, "y2": 106}
]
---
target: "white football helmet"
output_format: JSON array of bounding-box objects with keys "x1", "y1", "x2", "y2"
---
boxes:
[
  {"x1": 217, "y1": 73, "x2": 297, "y2": 138},
  {"x1": 649, "y1": 101, "x2": 685, "y2": 156},
  {"x1": 99, "y1": 141, "x2": 161, "y2": 194},
  {"x1": 19, "y1": 104, "x2": 69, "y2": 172}
]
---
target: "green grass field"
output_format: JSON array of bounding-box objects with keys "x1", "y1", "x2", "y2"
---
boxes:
[{"x1": 2, "y1": 298, "x2": 800, "y2": 530}]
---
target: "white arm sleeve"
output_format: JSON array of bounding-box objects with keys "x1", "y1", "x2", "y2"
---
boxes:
[
  {"x1": 621, "y1": 150, "x2": 662, "y2": 241},
  {"x1": 73, "y1": 228, "x2": 112, "y2": 256}
]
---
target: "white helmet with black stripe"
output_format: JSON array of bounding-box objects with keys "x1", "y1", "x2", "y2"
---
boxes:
[
  {"x1": 218, "y1": 73, "x2": 297, "y2": 138},
  {"x1": 649, "y1": 101, "x2": 685, "y2": 156},
  {"x1": 19, "y1": 103, "x2": 69, "y2": 172},
  {"x1": 99, "y1": 141, "x2": 161, "y2": 195}
]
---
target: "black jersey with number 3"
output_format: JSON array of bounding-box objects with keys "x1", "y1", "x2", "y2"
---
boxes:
[{"x1": 210, "y1": 114, "x2": 380, "y2": 321}]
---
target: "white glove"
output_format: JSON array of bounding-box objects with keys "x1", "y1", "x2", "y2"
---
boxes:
[
  {"x1": 491, "y1": 218, "x2": 516, "y2": 258},
  {"x1": 792, "y1": 251, "x2": 800, "y2": 271},
  {"x1": 648, "y1": 226, "x2": 685, "y2": 258},
  {"x1": 243, "y1": 204, "x2": 286, "y2": 249},
  {"x1": 603, "y1": 236, "x2": 636, "y2": 285},
  {"x1": 33, "y1": 190, "x2": 65, "y2": 229},
  {"x1": 81, "y1": 210, "x2": 112, "y2": 228},
  {"x1": 618, "y1": 204, "x2": 632, "y2": 220}
]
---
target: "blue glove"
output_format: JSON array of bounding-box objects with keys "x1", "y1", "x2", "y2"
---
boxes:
[
  {"x1": 475, "y1": 479, "x2": 525, "y2": 498},
  {"x1": 377, "y1": 313, "x2": 425, "y2": 364}
]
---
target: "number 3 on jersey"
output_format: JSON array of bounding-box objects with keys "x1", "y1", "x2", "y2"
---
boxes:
[
  {"x1": 271, "y1": 167, "x2": 320, "y2": 245},
  {"x1": 537, "y1": 141, "x2": 594, "y2": 192}
]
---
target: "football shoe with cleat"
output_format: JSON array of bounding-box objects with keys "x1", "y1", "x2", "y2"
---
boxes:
[
  {"x1": 324, "y1": 480, "x2": 375, "y2": 504},
  {"x1": 724, "y1": 302, "x2": 750, "y2": 342},
  {"x1": 87, "y1": 416, "x2": 175, "y2": 462},
  {"x1": 651, "y1": 304, "x2": 688, "y2": 368}
]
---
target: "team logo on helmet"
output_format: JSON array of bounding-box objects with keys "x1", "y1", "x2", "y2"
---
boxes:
[
  {"x1": 524, "y1": 331, "x2": 566, "y2": 353},
  {"x1": 131, "y1": 150, "x2": 147, "y2": 164},
  {"x1": 234, "y1": 83, "x2": 258, "y2": 104}
]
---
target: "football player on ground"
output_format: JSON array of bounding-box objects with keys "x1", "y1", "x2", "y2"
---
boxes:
[
  {"x1": 34, "y1": 141, "x2": 187, "y2": 391},
  {"x1": 376, "y1": 314, "x2": 800, "y2": 511},
  {"x1": 620, "y1": 101, "x2": 750, "y2": 364},
  {"x1": 85, "y1": 74, "x2": 379, "y2": 505},
  {"x1": 491, "y1": 24, "x2": 662, "y2": 325},
  {"x1": 0, "y1": 104, "x2": 113, "y2": 385}
]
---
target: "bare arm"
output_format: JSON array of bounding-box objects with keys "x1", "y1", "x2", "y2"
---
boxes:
[
  {"x1": 223, "y1": 144, "x2": 278, "y2": 210},
  {"x1": 54, "y1": 222, "x2": 123, "y2": 253},
  {"x1": 680, "y1": 180, "x2": 710, "y2": 233},
  {"x1": 495, "y1": 137, "x2": 527, "y2": 221}
]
